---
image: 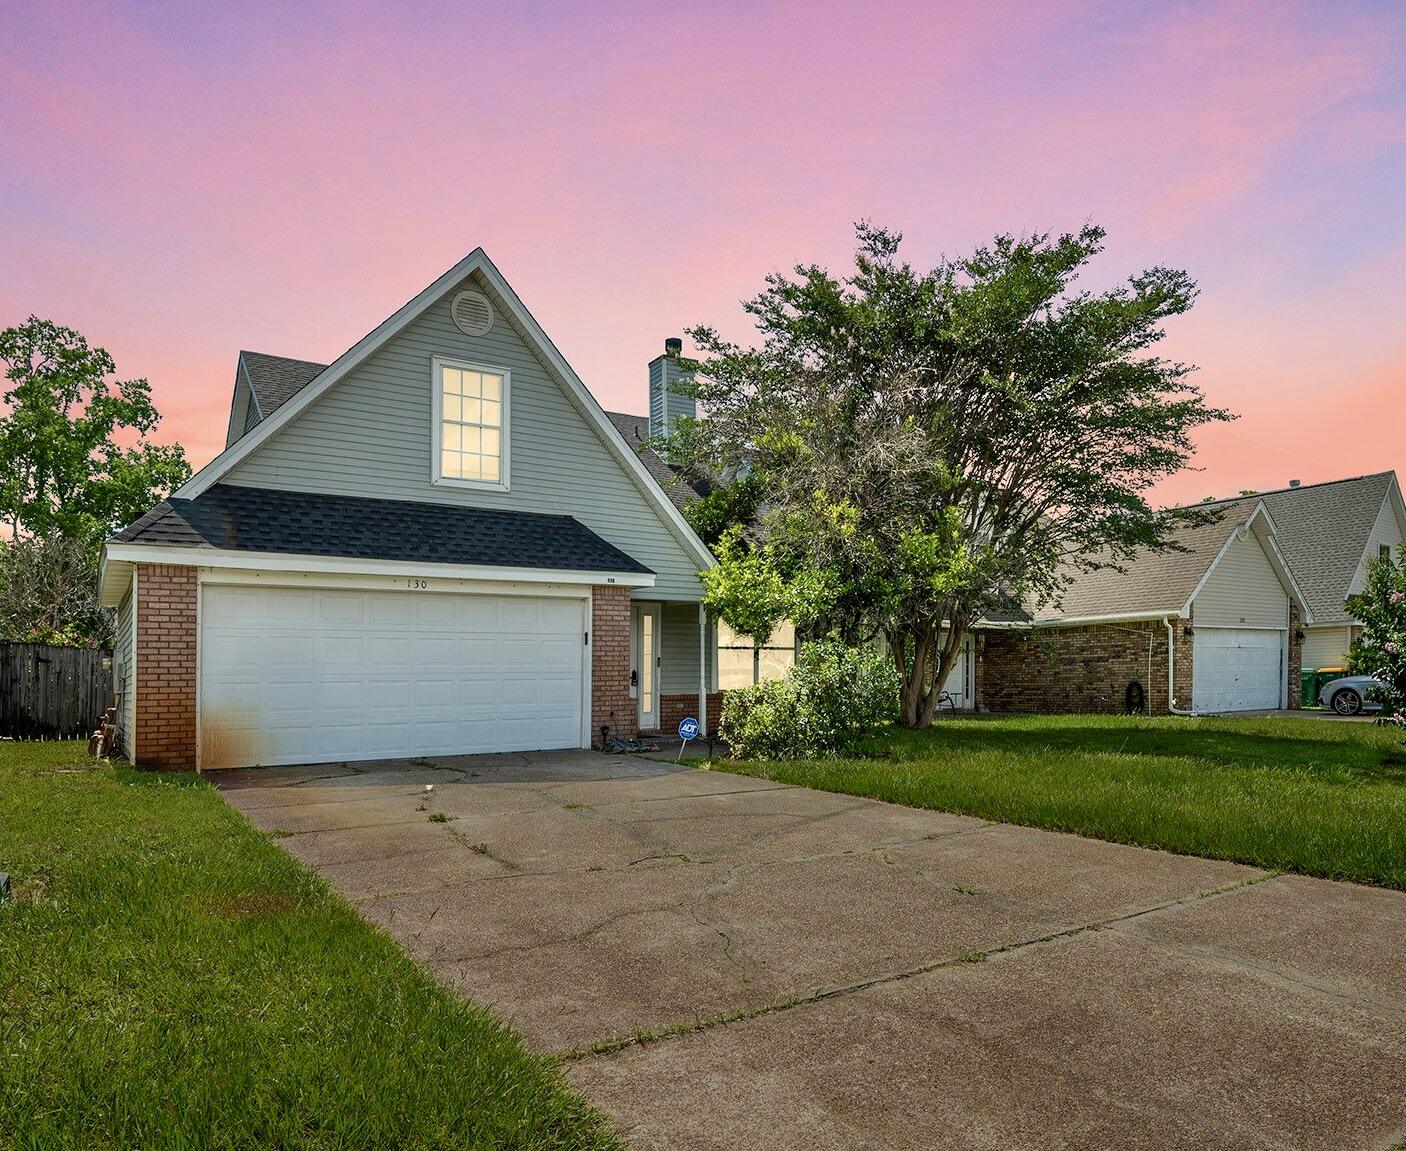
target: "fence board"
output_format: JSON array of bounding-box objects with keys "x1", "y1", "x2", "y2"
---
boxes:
[{"x1": 0, "y1": 644, "x2": 113, "y2": 741}]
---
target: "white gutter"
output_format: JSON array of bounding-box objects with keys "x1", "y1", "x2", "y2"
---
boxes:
[{"x1": 1164, "y1": 616, "x2": 1197, "y2": 716}]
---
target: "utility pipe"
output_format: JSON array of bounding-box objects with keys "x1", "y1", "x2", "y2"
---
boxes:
[{"x1": 1164, "y1": 616, "x2": 1197, "y2": 716}]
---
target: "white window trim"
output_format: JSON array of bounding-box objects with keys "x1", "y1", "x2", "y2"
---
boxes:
[{"x1": 431, "y1": 355, "x2": 510, "y2": 492}]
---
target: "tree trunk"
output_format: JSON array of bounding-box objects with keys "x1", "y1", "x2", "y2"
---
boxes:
[{"x1": 898, "y1": 621, "x2": 969, "y2": 730}]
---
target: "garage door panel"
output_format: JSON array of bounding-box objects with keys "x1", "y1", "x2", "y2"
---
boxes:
[
  {"x1": 370, "y1": 596, "x2": 413, "y2": 626},
  {"x1": 201, "y1": 586, "x2": 586, "y2": 768},
  {"x1": 1193, "y1": 628, "x2": 1283, "y2": 712}
]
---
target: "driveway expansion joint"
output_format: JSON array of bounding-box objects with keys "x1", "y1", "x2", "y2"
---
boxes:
[{"x1": 555, "y1": 868, "x2": 1282, "y2": 1063}]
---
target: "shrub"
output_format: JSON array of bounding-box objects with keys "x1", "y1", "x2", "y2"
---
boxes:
[
  {"x1": 1347, "y1": 553, "x2": 1406, "y2": 720},
  {"x1": 721, "y1": 639, "x2": 900, "y2": 759}
]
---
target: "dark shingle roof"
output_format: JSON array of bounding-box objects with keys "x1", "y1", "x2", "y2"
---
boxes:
[
  {"x1": 1207, "y1": 473, "x2": 1395, "y2": 625},
  {"x1": 240, "y1": 351, "x2": 327, "y2": 418},
  {"x1": 115, "y1": 484, "x2": 651, "y2": 574},
  {"x1": 604, "y1": 411, "x2": 702, "y2": 512}
]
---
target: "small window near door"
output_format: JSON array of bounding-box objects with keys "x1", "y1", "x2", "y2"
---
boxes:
[{"x1": 433, "y1": 357, "x2": 509, "y2": 491}]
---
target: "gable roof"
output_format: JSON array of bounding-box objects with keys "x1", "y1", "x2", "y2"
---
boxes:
[
  {"x1": 1009, "y1": 499, "x2": 1309, "y2": 626},
  {"x1": 113, "y1": 483, "x2": 652, "y2": 576},
  {"x1": 174, "y1": 248, "x2": 715, "y2": 572},
  {"x1": 239, "y1": 351, "x2": 327, "y2": 420},
  {"x1": 1026, "y1": 500, "x2": 1258, "y2": 622},
  {"x1": 1197, "y1": 472, "x2": 1398, "y2": 625}
]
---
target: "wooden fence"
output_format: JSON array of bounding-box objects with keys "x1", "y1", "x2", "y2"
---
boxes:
[{"x1": 0, "y1": 643, "x2": 114, "y2": 741}]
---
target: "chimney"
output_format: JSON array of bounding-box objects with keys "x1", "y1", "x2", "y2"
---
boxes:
[
  {"x1": 1289, "y1": 479, "x2": 1301, "y2": 488},
  {"x1": 648, "y1": 336, "x2": 696, "y2": 445}
]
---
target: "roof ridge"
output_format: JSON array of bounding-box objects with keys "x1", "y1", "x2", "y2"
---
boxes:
[
  {"x1": 1175, "y1": 471, "x2": 1394, "y2": 511},
  {"x1": 240, "y1": 349, "x2": 330, "y2": 369}
]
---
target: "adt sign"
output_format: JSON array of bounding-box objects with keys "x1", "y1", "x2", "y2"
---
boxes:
[{"x1": 678, "y1": 716, "x2": 700, "y2": 741}]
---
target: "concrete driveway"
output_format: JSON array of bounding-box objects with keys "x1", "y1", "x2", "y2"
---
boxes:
[{"x1": 217, "y1": 751, "x2": 1406, "y2": 1151}]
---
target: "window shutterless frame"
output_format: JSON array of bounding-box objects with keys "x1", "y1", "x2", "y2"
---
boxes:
[{"x1": 431, "y1": 355, "x2": 510, "y2": 492}]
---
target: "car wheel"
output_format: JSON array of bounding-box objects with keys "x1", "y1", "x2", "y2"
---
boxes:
[{"x1": 1332, "y1": 689, "x2": 1363, "y2": 716}]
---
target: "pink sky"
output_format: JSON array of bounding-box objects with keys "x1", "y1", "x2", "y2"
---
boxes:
[{"x1": 3, "y1": 1, "x2": 1403, "y2": 506}]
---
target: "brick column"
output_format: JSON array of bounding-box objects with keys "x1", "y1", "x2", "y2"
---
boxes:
[
  {"x1": 135, "y1": 563, "x2": 198, "y2": 771},
  {"x1": 591, "y1": 585, "x2": 635, "y2": 745},
  {"x1": 1287, "y1": 603, "x2": 1303, "y2": 710},
  {"x1": 1170, "y1": 619, "x2": 1194, "y2": 713}
]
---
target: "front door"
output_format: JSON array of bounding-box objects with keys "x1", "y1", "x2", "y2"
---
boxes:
[{"x1": 634, "y1": 602, "x2": 661, "y2": 731}]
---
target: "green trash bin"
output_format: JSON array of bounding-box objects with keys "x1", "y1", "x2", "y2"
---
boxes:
[{"x1": 1301, "y1": 668, "x2": 1317, "y2": 707}]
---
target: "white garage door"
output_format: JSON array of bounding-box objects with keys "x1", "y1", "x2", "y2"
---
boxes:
[
  {"x1": 200, "y1": 584, "x2": 586, "y2": 769},
  {"x1": 1192, "y1": 628, "x2": 1284, "y2": 713}
]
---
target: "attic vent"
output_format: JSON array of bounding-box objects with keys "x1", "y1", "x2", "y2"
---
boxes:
[{"x1": 450, "y1": 290, "x2": 494, "y2": 337}]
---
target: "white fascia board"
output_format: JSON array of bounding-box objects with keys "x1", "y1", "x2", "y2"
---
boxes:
[
  {"x1": 98, "y1": 555, "x2": 134, "y2": 607},
  {"x1": 1178, "y1": 501, "x2": 1314, "y2": 623},
  {"x1": 471, "y1": 252, "x2": 716, "y2": 572},
  {"x1": 101, "y1": 543, "x2": 655, "y2": 588},
  {"x1": 177, "y1": 250, "x2": 491, "y2": 499},
  {"x1": 992, "y1": 610, "x2": 1187, "y2": 629},
  {"x1": 175, "y1": 248, "x2": 716, "y2": 575}
]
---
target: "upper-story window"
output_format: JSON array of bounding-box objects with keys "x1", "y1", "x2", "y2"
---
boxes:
[{"x1": 432, "y1": 357, "x2": 509, "y2": 491}]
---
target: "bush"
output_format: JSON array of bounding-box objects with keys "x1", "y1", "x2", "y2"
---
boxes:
[
  {"x1": 1347, "y1": 553, "x2": 1406, "y2": 720},
  {"x1": 721, "y1": 639, "x2": 900, "y2": 759}
]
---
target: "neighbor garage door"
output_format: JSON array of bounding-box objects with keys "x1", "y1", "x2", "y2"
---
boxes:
[
  {"x1": 1191, "y1": 628, "x2": 1284, "y2": 713},
  {"x1": 199, "y1": 584, "x2": 586, "y2": 769}
]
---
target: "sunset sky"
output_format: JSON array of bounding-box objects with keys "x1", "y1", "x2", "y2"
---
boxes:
[{"x1": 3, "y1": 1, "x2": 1403, "y2": 506}]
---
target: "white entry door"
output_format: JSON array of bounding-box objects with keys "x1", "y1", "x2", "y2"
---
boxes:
[
  {"x1": 199, "y1": 584, "x2": 586, "y2": 769},
  {"x1": 1192, "y1": 628, "x2": 1284, "y2": 712},
  {"x1": 633, "y1": 602, "x2": 661, "y2": 731}
]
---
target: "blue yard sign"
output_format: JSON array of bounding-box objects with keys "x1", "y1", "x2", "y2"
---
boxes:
[{"x1": 676, "y1": 716, "x2": 699, "y2": 761}]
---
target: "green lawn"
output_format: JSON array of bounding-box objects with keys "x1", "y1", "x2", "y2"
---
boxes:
[
  {"x1": 0, "y1": 741, "x2": 619, "y2": 1151},
  {"x1": 720, "y1": 714, "x2": 1406, "y2": 890}
]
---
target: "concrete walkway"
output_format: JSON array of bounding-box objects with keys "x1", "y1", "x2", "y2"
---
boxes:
[{"x1": 216, "y1": 751, "x2": 1406, "y2": 1150}]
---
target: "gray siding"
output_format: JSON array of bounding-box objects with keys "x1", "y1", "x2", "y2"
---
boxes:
[
  {"x1": 223, "y1": 271, "x2": 705, "y2": 599},
  {"x1": 660, "y1": 600, "x2": 713, "y2": 693},
  {"x1": 1193, "y1": 533, "x2": 1288, "y2": 629},
  {"x1": 115, "y1": 587, "x2": 135, "y2": 756}
]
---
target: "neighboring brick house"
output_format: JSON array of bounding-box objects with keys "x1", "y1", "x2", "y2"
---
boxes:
[
  {"x1": 99, "y1": 249, "x2": 719, "y2": 770},
  {"x1": 971, "y1": 499, "x2": 1313, "y2": 716}
]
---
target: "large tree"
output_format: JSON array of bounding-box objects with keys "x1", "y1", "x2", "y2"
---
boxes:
[
  {"x1": 677, "y1": 224, "x2": 1232, "y2": 728},
  {"x1": 0, "y1": 317, "x2": 191, "y2": 541}
]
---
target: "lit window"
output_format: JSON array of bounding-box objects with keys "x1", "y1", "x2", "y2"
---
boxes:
[{"x1": 433, "y1": 358, "x2": 508, "y2": 489}]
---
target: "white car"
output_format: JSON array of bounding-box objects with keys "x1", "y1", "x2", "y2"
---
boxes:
[{"x1": 1317, "y1": 674, "x2": 1389, "y2": 716}]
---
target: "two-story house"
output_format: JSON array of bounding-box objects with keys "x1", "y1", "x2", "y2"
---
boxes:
[{"x1": 99, "y1": 251, "x2": 719, "y2": 770}]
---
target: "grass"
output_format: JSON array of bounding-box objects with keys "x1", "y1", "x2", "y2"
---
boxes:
[
  {"x1": 0, "y1": 741, "x2": 620, "y2": 1151},
  {"x1": 720, "y1": 714, "x2": 1406, "y2": 890}
]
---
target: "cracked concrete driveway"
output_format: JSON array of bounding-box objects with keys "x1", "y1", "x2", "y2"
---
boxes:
[{"x1": 217, "y1": 751, "x2": 1406, "y2": 1151}]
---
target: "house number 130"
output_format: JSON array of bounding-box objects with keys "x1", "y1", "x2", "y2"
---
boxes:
[{"x1": 407, "y1": 578, "x2": 429, "y2": 590}]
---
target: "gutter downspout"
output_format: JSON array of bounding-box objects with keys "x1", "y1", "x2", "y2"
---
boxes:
[
  {"x1": 1164, "y1": 616, "x2": 1197, "y2": 716},
  {"x1": 698, "y1": 603, "x2": 708, "y2": 737}
]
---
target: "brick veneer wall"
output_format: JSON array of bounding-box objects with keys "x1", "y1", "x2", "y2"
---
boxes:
[
  {"x1": 1287, "y1": 603, "x2": 1303, "y2": 710},
  {"x1": 1169, "y1": 618, "x2": 1194, "y2": 711},
  {"x1": 656, "y1": 692, "x2": 725, "y2": 736},
  {"x1": 591, "y1": 584, "x2": 635, "y2": 744},
  {"x1": 977, "y1": 619, "x2": 1190, "y2": 716},
  {"x1": 134, "y1": 563, "x2": 198, "y2": 770}
]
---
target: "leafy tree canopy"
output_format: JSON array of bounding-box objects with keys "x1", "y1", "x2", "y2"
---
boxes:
[
  {"x1": 676, "y1": 223, "x2": 1233, "y2": 727},
  {"x1": 0, "y1": 317, "x2": 191, "y2": 542}
]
